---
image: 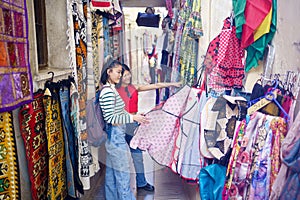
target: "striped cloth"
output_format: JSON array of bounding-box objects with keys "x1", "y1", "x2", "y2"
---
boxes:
[{"x1": 99, "y1": 84, "x2": 133, "y2": 124}]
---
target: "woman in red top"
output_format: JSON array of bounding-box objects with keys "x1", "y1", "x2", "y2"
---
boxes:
[{"x1": 116, "y1": 64, "x2": 181, "y2": 192}]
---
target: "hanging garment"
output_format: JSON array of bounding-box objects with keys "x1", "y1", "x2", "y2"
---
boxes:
[
  {"x1": 179, "y1": 88, "x2": 208, "y2": 180},
  {"x1": 0, "y1": 112, "x2": 20, "y2": 199},
  {"x1": 248, "y1": 116, "x2": 273, "y2": 200},
  {"x1": 0, "y1": 1, "x2": 33, "y2": 112},
  {"x1": 19, "y1": 91, "x2": 48, "y2": 200},
  {"x1": 71, "y1": 2, "x2": 92, "y2": 188},
  {"x1": 270, "y1": 111, "x2": 300, "y2": 199},
  {"x1": 239, "y1": 0, "x2": 272, "y2": 48},
  {"x1": 169, "y1": 87, "x2": 200, "y2": 174},
  {"x1": 278, "y1": 124, "x2": 300, "y2": 199},
  {"x1": 59, "y1": 84, "x2": 84, "y2": 197},
  {"x1": 43, "y1": 87, "x2": 67, "y2": 199},
  {"x1": 223, "y1": 112, "x2": 262, "y2": 200},
  {"x1": 130, "y1": 85, "x2": 191, "y2": 166},
  {"x1": 203, "y1": 95, "x2": 247, "y2": 160},
  {"x1": 199, "y1": 164, "x2": 227, "y2": 200},
  {"x1": 205, "y1": 18, "x2": 245, "y2": 92},
  {"x1": 222, "y1": 120, "x2": 246, "y2": 200}
]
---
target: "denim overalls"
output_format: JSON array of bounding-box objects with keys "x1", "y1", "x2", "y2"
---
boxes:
[{"x1": 105, "y1": 124, "x2": 136, "y2": 200}]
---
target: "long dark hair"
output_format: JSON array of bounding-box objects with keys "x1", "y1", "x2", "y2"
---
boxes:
[
  {"x1": 100, "y1": 58, "x2": 122, "y2": 85},
  {"x1": 116, "y1": 64, "x2": 132, "y2": 89}
]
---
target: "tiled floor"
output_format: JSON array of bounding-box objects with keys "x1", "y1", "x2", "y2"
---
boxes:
[{"x1": 80, "y1": 162, "x2": 200, "y2": 200}]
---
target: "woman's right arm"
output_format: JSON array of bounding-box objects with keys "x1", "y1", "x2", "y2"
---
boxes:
[{"x1": 136, "y1": 82, "x2": 182, "y2": 92}]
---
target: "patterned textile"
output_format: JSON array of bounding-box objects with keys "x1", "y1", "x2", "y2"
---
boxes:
[
  {"x1": 91, "y1": 11, "x2": 103, "y2": 88},
  {"x1": 204, "y1": 18, "x2": 245, "y2": 91},
  {"x1": 223, "y1": 112, "x2": 261, "y2": 200},
  {"x1": 279, "y1": 136, "x2": 300, "y2": 199},
  {"x1": 43, "y1": 87, "x2": 67, "y2": 199},
  {"x1": 176, "y1": 0, "x2": 202, "y2": 86},
  {"x1": 130, "y1": 85, "x2": 191, "y2": 166},
  {"x1": 248, "y1": 116, "x2": 272, "y2": 200},
  {"x1": 269, "y1": 118, "x2": 287, "y2": 190},
  {"x1": 0, "y1": 0, "x2": 33, "y2": 112},
  {"x1": 19, "y1": 91, "x2": 48, "y2": 200},
  {"x1": 222, "y1": 120, "x2": 246, "y2": 199},
  {"x1": 203, "y1": 95, "x2": 247, "y2": 160},
  {"x1": 169, "y1": 87, "x2": 200, "y2": 174},
  {"x1": 0, "y1": 112, "x2": 20, "y2": 199},
  {"x1": 223, "y1": 112, "x2": 287, "y2": 200},
  {"x1": 72, "y1": 1, "x2": 92, "y2": 181}
]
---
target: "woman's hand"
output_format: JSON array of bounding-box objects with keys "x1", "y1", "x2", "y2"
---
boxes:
[
  {"x1": 133, "y1": 114, "x2": 149, "y2": 124},
  {"x1": 172, "y1": 81, "x2": 183, "y2": 88}
]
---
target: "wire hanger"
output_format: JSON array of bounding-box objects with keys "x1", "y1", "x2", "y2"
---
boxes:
[{"x1": 48, "y1": 71, "x2": 54, "y2": 82}]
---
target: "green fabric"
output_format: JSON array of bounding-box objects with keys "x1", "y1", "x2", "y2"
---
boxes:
[{"x1": 232, "y1": 0, "x2": 246, "y2": 39}]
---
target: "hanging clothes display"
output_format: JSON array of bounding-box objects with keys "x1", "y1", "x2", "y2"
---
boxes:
[
  {"x1": 203, "y1": 95, "x2": 247, "y2": 160},
  {"x1": 0, "y1": 112, "x2": 20, "y2": 199},
  {"x1": 222, "y1": 112, "x2": 287, "y2": 200},
  {"x1": 0, "y1": 0, "x2": 33, "y2": 112}
]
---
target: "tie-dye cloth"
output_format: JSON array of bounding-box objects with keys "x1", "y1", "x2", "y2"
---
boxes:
[{"x1": 0, "y1": 0, "x2": 33, "y2": 112}]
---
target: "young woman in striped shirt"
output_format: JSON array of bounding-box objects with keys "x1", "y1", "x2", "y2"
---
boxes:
[{"x1": 99, "y1": 59, "x2": 148, "y2": 200}]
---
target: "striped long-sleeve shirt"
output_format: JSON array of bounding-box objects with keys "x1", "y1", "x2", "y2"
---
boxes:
[{"x1": 99, "y1": 84, "x2": 133, "y2": 124}]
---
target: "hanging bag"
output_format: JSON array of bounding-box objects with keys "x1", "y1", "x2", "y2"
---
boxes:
[{"x1": 136, "y1": 12, "x2": 160, "y2": 28}]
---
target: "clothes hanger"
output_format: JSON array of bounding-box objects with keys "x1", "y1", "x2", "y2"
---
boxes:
[{"x1": 247, "y1": 80, "x2": 290, "y2": 121}]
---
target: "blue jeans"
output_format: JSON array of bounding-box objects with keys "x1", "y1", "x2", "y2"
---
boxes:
[
  {"x1": 105, "y1": 124, "x2": 136, "y2": 200},
  {"x1": 125, "y1": 123, "x2": 147, "y2": 188}
]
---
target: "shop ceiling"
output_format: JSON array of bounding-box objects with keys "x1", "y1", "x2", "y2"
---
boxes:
[{"x1": 121, "y1": 0, "x2": 176, "y2": 7}]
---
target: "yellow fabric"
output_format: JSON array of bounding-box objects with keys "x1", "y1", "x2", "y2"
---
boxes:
[
  {"x1": 253, "y1": 7, "x2": 272, "y2": 42},
  {"x1": 0, "y1": 112, "x2": 20, "y2": 199},
  {"x1": 43, "y1": 93, "x2": 67, "y2": 199}
]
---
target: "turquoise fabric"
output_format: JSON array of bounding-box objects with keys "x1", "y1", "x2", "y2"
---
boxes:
[{"x1": 199, "y1": 164, "x2": 226, "y2": 200}]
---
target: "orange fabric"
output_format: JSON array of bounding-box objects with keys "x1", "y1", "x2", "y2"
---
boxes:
[{"x1": 0, "y1": 42, "x2": 8, "y2": 66}]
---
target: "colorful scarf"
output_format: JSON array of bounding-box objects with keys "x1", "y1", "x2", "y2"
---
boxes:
[
  {"x1": 0, "y1": 0, "x2": 33, "y2": 112},
  {"x1": 72, "y1": 1, "x2": 92, "y2": 182},
  {"x1": 43, "y1": 87, "x2": 67, "y2": 199},
  {"x1": 0, "y1": 112, "x2": 20, "y2": 199},
  {"x1": 19, "y1": 91, "x2": 48, "y2": 200}
]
